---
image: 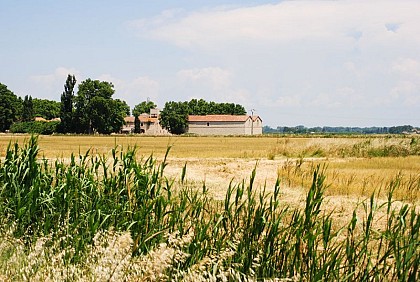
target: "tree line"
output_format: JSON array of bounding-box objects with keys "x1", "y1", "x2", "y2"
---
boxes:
[
  {"x1": 159, "y1": 99, "x2": 246, "y2": 134},
  {"x1": 0, "y1": 76, "x2": 130, "y2": 134},
  {"x1": 263, "y1": 125, "x2": 420, "y2": 135},
  {"x1": 0, "y1": 75, "x2": 247, "y2": 135},
  {"x1": 0, "y1": 84, "x2": 61, "y2": 133}
]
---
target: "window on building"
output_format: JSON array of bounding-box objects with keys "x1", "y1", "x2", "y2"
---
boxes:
[{"x1": 207, "y1": 122, "x2": 210, "y2": 126}]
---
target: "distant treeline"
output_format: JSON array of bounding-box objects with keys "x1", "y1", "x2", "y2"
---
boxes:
[
  {"x1": 263, "y1": 125, "x2": 419, "y2": 134},
  {"x1": 1, "y1": 78, "x2": 248, "y2": 135}
]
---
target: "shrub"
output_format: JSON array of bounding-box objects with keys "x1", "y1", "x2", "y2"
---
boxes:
[{"x1": 9, "y1": 121, "x2": 59, "y2": 134}]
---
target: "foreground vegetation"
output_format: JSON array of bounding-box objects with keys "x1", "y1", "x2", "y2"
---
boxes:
[{"x1": 0, "y1": 137, "x2": 419, "y2": 281}]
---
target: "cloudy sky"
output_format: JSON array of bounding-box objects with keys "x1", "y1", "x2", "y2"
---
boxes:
[{"x1": 1, "y1": 0, "x2": 420, "y2": 127}]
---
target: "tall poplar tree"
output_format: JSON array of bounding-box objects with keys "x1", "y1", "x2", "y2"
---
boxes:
[
  {"x1": 134, "y1": 115, "x2": 141, "y2": 133},
  {"x1": 22, "y1": 95, "x2": 34, "y2": 122},
  {"x1": 59, "y1": 74, "x2": 76, "y2": 133}
]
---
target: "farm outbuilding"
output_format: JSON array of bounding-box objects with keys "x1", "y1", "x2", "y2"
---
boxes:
[
  {"x1": 122, "y1": 108, "x2": 169, "y2": 135},
  {"x1": 187, "y1": 115, "x2": 262, "y2": 135}
]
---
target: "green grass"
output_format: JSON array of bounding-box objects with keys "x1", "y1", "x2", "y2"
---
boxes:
[{"x1": 0, "y1": 136, "x2": 419, "y2": 281}]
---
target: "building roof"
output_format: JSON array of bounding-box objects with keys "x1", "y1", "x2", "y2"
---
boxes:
[
  {"x1": 34, "y1": 117, "x2": 47, "y2": 122},
  {"x1": 140, "y1": 116, "x2": 158, "y2": 123},
  {"x1": 188, "y1": 115, "x2": 261, "y2": 122},
  {"x1": 124, "y1": 116, "x2": 159, "y2": 123},
  {"x1": 124, "y1": 116, "x2": 135, "y2": 123}
]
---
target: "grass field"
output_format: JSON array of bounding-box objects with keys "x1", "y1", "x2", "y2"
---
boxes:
[
  {"x1": 0, "y1": 134, "x2": 419, "y2": 281},
  {"x1": 1, "y1": 133, "x2": 419, "y2": 158},
  {"x1": 0, "y1": 135, "x2": 420, "y2": 159},
  {"x1": 1, "y1": 134, "x2": 419, "y2": 201}
]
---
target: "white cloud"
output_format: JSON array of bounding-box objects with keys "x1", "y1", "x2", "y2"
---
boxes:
[
  {"x1": 389, "y1": 81, "x2": 420, "y2": 106},
  {"x1": 30, "y1": 67, "x2": 80, "y2": 91},
  {"x1": 26, "y1": 69, "x2": 161, "y2": 108},
  {"x1": 127, "y1": 0, "x2": 420, "y2": 126},
  {"x1": 386, "y1": 58, "x2": 420, "y2": 106},
  {"x1": 133, "y1": 1, "x2": 420, "y2": 50},
  {"x1": 97, "y1": 74, "x2": 160, "y2": 107},
  {"x1": 391, "y1": 58, "x2": 420, "y2": 77},
  {"x1": 275, "y1": 95, "x2": 301, "y2": 107},
  {"x1": 175, "y1": 66, "x2": 254, "y2": 106},
  {"x1": 177, "y1": 67, "x2": 231, "y2": 90}
]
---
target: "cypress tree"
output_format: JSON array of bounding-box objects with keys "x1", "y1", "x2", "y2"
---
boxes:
[
  {"x1": 60, "y1": 74, "x2": 76, "y2": 133},
  {"x1": 22, "y1": 95, "x2": 34, "y2": 122}
]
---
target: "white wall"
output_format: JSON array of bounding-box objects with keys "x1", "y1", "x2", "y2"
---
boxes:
[{"x1": 188, "y1": 121, "x2": 247, "y2": 135}]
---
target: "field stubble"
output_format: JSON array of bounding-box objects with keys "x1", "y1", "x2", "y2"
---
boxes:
[{"x1": 1, "y1": 134, "x2": 419, "y2": 204}]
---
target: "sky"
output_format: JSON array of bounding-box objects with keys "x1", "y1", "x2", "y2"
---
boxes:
[{"x1": 1, "y1": 0, "x2": 420, "y2": 127}]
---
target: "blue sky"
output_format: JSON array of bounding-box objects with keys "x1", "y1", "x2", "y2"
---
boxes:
[{"x1": 1, "y1": 0, "x2": 420, "y2": 127}]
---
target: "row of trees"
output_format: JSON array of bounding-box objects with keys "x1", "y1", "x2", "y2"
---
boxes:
[
  {"x1": 159, "y1": 99, "x2": 246, "y2": 134},
  {"x1": 0, "y1": 83, "x2": 61, "y2": 132},
  {"x1": 22, "y1": 96, "x2": 61, "y2": 121},
  {"x1": 60, "y1": 75, "x2": 130, "y2": 134},
  {"x1": 1, "y1": 77, "x2": 248, "y2": 135},
  {"x1": 263, "y1": 125, "x2": 419, "y2": 135},
  {"x1": 0, "y1": 77, "x2": 130, "y2": 134}
]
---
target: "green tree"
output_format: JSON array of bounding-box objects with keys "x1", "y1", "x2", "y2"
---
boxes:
[
  {"x1": 187, "y1": 99, "x2": 208, "y2": 115},
  {"x1": 22, "y1": 95, "x2": 34, "y2": 122},
  {"x1": 186, "y1": 99, "x2": 246, "y2": 116},
  {"x1": 134, "y1": 115, "x2": 141, "y2": 133},
  {"x1": 159, "y1": 101, "x2": 189, "y2": 135},
  {"x1": 234, "y1": 103, "x2": 247, "y2": 115},
  {"x1": 74, "y1": 79, "x2": 114, "y2": 134},
  {"x1": 109, "y1": 99, "x2": 130, "y2": 133},
  {"x1": 74, "y1": 79, "x2": 127, "y2": 134},
  {"x1": 33, "y1": 98, "x2": 60, "y2": 120},
  {"x1": 132, "y1": 100, "x2": 157, "y2": 116},
  {"x1": 60, "y1": 74, "x2": 77, "y2": 133},
  {"x1": 0, "y1": 83, "x2": 21, "y2": 131}
]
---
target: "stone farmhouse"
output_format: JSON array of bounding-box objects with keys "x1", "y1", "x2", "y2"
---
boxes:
[
  {"x1": 122, "y1": 108, "x2": 169, "y2": 135},
  {"x1": 188, "y1": 115, "x2": 263, "y2": 135},
  {"x1": 122, "y1": 109, "x2": 263, "y2": 136}
]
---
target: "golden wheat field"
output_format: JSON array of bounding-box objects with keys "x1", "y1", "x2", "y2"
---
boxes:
[{"x1": 1, "y1": 134, "x2": 419, "y2": 203}]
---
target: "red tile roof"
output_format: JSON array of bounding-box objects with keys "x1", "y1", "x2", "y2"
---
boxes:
[
  {"x1": 126, "y1": 115, "x2": 261, "y2": 124},
  {"x1": 140, "y1": 116, "x2": 158, "y2": 123},
  {"x1": 124, "y1": 116, "x2": 135, "y2": 123},
  {"x1": 124, "y1": 116, "x2": 159, "y2": 123},
  {"x1": 188, "y1": 115, "x2": 259, "y2": 122}
]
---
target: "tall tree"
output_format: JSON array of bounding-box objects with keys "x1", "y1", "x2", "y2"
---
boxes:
[
  {"x1": 134, "y1": 115, "x2": 141, "y2": 133},
  {"x1": 60, "y1": 74, "x2": 77, "y2": 133},
  {"x1": 74, "y1": 79, "x2": 114, "y2": 133},
  {"x1": 159, "y1": 101, "x2": 189, "y2": 135},
  {"x1": 22, "y1": 95, "x2": 34, "y2": 122},
  {"x1": 74, "y1": 79, "x2": 127, "y2": 134},
  {"x1": 0, "y1": 83, "x2": 21, "y2": 132},
  {"x1": 108, "y1": 99, "x2": 130, "y2": 134},
  {"x1": 132, "y1": 100, "x2": 157, "y2": 116}
]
